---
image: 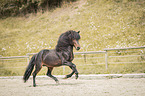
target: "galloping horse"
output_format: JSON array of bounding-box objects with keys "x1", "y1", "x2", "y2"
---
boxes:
[{"x1": 23, "y1": 30, "x2": 81, "y2": 87}]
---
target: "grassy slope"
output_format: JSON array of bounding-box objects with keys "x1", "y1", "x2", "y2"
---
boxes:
[{"x1": 0, "y1": 0, "x2": 145, "y2": 56}]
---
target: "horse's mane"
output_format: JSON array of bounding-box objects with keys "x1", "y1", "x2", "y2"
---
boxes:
[{"x1": 55, "y1": 30, "x2": 80, "y2": 52}]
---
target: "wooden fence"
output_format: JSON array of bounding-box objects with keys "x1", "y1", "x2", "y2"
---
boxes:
[{"x1": 0, "y1": 46, "x2": 145, "y2": 75}]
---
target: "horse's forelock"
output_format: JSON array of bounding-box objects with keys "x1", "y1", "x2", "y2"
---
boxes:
[
  {"x1": 60, "y1": 30, "x2": 80, "y2": 41},
  {"x1": 71, "y1": 31, "x2": 80, "y2": 40}
]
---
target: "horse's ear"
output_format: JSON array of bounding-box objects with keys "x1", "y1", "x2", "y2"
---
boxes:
[{"x1": 78, "y1": 31, "x2": 80, "y2": 33}]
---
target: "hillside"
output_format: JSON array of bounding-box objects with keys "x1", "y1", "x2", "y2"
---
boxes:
[{"x1": 0, "y1": 0, "x2": 145, "y2": 56}]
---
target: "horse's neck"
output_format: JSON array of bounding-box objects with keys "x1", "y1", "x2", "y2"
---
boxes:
[
  {"x1": 62, "y1": 46, "x2": 74, "y2": 61},
  {"x1": 56, "y1": 44, "x2": 73, "y2": 52},
  {"x1": 61, "y1": 46, "x2": 73, "y2": 54},
  {"x1": 55, "y1": 45, "x2": 74, "y2": 61}
]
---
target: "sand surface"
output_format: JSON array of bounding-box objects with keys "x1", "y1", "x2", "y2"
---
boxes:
[{"x1": 0, "y1": 77, "x2": 145, "y2": 96}]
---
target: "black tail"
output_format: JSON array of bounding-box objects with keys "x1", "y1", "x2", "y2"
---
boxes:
[{"x1": 23, "y1": 54, "x2": 36, "y2": 82}]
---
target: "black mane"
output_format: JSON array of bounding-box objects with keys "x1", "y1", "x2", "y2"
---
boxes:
[{"x1": 55, "y1": 30, "x2": 80, "y2": 52}]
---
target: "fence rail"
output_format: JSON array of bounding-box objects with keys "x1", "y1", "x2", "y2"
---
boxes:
[
  {"x1": 0, "y1": 56, "x2": 29, "y2": 59},
  {"x1": 104, "y1": 46, "x2": 145, "y2": 51},
  {"x1": 74, "y1": 51, "x2": 106, "y2": 54}
]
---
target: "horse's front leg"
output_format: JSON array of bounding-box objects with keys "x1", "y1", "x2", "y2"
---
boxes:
[
  {"x1": 63, "y1": 62, "x2": 79, "y2": 79},
  {"x1": 64, "y1": 66, "x2": 75, "y2": 79}
]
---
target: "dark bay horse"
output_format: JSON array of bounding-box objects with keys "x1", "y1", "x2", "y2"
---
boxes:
[{"x1": 23, "y1": 30, "x2": 81, "y2": 87}]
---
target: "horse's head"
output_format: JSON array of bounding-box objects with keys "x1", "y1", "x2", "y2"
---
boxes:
[
  {"x1": 68, "y1": 30, "x2": 81, "y2": 50},
  {"x1": 56, "y1": 30, "x2": 81, "y2": 51}
]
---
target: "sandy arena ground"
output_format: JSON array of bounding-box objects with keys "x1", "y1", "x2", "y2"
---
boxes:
[{"x1": 0, "y1": 77, "x2": 145, "y2": 96}]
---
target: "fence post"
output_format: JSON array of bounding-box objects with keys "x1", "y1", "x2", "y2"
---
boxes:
[
  {"x1": 105, "y1": 51, "x2": 108, "y2": 69},
  {"x1": 27, "y1": 57, "x2": 29, "y2": 65},
  {"x1": 83, "y1": 54, "x2": 86, "y2": 63},
  {"x1": 63, "y1": 66, "x2": 65, "y2": 75},
  {"x1": 26, "y1": 54, "x2": 29, "y2": 65}
]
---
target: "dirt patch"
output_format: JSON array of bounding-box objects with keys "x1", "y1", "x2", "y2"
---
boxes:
[{"x1": 0, "y1": 77, "x2": 145, "y2": 96}]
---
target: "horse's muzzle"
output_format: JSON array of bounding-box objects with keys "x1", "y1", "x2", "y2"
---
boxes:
[{"x1": 73, "y1": 39, "x2": 81, "y2": 51}]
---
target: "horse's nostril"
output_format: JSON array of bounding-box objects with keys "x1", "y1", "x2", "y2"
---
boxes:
[{"x1": 77, "y1": 47, "x2": 80, "y2": 50}]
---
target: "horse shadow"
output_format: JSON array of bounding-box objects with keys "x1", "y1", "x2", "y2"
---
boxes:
[{"x1": 28, "y1": 81, "x2": 83, "y2": 87}]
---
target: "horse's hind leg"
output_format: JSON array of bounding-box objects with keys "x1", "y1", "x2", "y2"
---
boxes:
[
  {"x1": 33, "y1": 64, "x2": 42, "y2": 87},
  {"x1": 46, "y1": 67, "x2": 59, "y2": 84}
]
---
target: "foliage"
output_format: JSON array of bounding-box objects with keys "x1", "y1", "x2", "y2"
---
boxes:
[{"x1": 0, "y1": 0, "x2": 77, "y2": 18}]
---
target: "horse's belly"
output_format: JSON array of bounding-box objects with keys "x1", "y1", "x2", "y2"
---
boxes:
[{"x1": 42, "y1": 51, "x2": 62, "y2": 67}]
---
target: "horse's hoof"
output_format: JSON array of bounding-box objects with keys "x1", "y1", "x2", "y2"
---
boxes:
[
  {"x1": 63, "y1": 76, "x2": 68, "y2": 79},
  {"x1": 33, "y1": 84, "x2": 37, "y2": 87},
  {"x1": 63, "y1": 75, "x2": 69, "y2": 79},
  {"x1": 75, "y1": 75, "x2": 79, "y2": 79}
]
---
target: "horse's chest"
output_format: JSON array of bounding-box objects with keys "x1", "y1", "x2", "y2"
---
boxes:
[
  {"x1": 63, "y1": 52, "x2": 74, "y2": 62},
  {"x1": 69, "y1": 53, "x2": 74, "y2": 61}
]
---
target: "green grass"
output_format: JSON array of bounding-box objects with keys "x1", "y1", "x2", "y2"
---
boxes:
[
  {"x1": 0, "y1": 0, "x2": 145, "y2": 76},
  {"x1": 0, "y1": 0, "x2": 144, "y2": 56}
]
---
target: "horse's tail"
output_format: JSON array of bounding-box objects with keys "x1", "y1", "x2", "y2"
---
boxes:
[{"x1": 23, "y1": 54, "x2": 36, "y2": 82}]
